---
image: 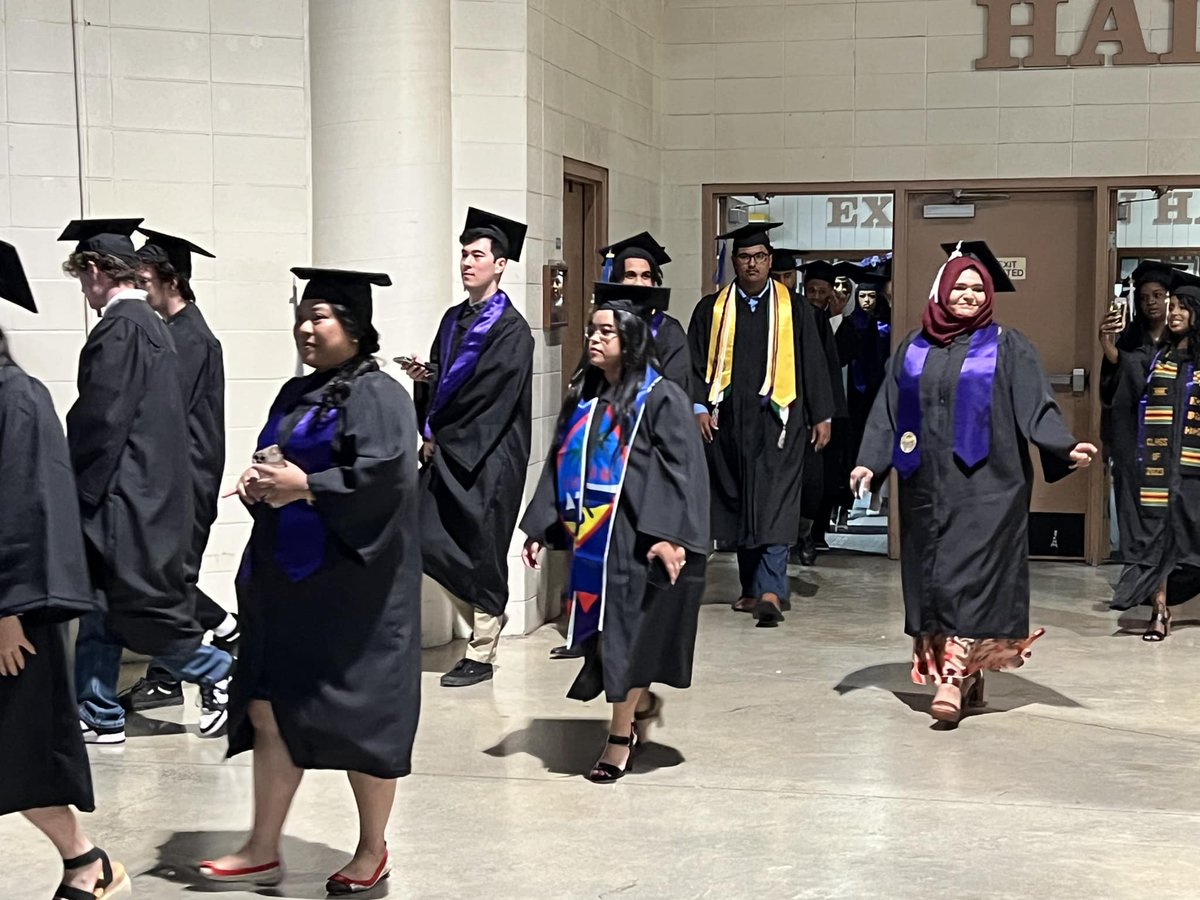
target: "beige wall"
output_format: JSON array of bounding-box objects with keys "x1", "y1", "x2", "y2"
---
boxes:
[{"x1": 0, "y1": 0, "x2": 309, "y2": 607}]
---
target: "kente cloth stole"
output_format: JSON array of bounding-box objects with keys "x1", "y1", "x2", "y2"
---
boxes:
[
  {"x1": 255, "y1": 404, "x2": 339, "y2": 582},
  {"x1": 424, "y1": 291, "x2": 510, "y2": 439},
  {"x1": 555, "y1": 367, "x2": 661, "y2": 649},
  {"x1": 893, "y1": 324, "x2": 1000, "y2": 479},
  {"x1": 704, "y1": 279, "x2": 797, "y2": 444},
  {"x1": 1138, "y1": 353, "x2": 1200, "y2": 510}
]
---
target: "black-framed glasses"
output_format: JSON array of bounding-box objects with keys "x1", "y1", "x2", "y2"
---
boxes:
[{"x1": 735, "y1": 252, "x2": 769, "y2": 264}]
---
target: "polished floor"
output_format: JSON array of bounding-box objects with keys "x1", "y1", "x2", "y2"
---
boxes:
[{"x1": 7, "y1": 552, "x2": 1200, "y2": 900}]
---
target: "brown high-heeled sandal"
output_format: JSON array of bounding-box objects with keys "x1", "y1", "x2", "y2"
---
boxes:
[{"x1": 1143, "y1": 606, "x2": 1171, "y2": 642}]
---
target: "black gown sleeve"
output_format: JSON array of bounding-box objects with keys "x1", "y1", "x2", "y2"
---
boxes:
[
  {"x1": 189, "y1": 343, "x2": 226, "y2": 522},
  {"x1": 816, "y1": 309, "x2": 848, "y2": 418},
  {"x1": 307, "y1": 374, "x2": 419, "y2": 565},
  {"x1": 856, "y1": 331, "x2": 910, "y2": 481},
  {"x1": 795, "y1": 297, "x2": 836, "y2": 426},
  {"x1": 686, "y1": 295, "x2": 715, "y2": 409},
  {"x1": 66, "y1": 316, "x2": 150, "y2": 508},
  {"x1": 1005, "y1": 330, "x2": 1080, "y2": 484},
  {"x1": 637, "y1": 381, "x2": 710, "y2": 554},
  {"x1": 835, "y1": 319, "x2": 860, "y2": 367},
  {"x1": 518, "y1": 443, "x2": 569, "y2": 550},
  {"x1": 411, "y1": 318, "x2": 445, "y2": 432},
  {"x1": 654, "y1": 315, "x2": 694, "y2": 399},
  {"x1": 427, "y1": 317, "x2": 533, "y2": 473}
]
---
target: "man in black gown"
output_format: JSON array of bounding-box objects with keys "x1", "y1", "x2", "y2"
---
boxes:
[
  {"x1": 404, "y1": 209, "x2": 533, "y2": 687},
  {"x1": 688, "y1": 223, "x2": 835, "y2": 626},
  {"x1": 795, "y1": 260, "x2": 852, "y2": 565},
  {"x1": 117, "y1": 229, "x2": 238, "y2": 731},
  {"x1": 59, "y1": 219, "x2": 233, "y2": 743}
]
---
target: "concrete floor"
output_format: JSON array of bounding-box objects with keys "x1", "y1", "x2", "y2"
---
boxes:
[{"x1": 7, "y1": 553, "x2": 1200, "y2": 900}]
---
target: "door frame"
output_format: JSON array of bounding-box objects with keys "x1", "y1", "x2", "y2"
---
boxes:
[
  {"x1": 560, "y1": 158, "x2": 609, "y2": 382},
  {"x1": 701, "y1": 175, "x2": 1200, "y2": 565}
]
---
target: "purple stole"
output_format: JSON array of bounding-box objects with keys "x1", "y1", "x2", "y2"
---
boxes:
[
  {"x1": 424, "y1": 291, "x2": 511, "y2": 439},
  {"x1": 893, "y1": 324, "x2": 1000, "y2": 479}
]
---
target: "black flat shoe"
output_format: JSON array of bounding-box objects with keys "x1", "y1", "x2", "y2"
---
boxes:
[
  {"x1": 440, "y1": 658, "x2": 494, "y2": 687},
  {"x1": 753, "y1": 600, "x2": 784, "y2": 628},
  {"x1": 550, "y1": 644, "x2": 585, "y2": 659},
  {"x1": 798, "y1": 537, "x2": 817, "y2": 567},
  {"x1": 585, "y1": 731, "x2": 636, "y2": 783}
]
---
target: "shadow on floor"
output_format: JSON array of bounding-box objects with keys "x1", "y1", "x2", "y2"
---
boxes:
[
  {"x1": 124, "y1": 712, "x2": 187, "y2": 739},
  {"x1": 483, "y1": 717, "x2": 684, "y2": 776},
  {"x1": 1113, "y1": 608, "x2": 1200, "y2": 637},
  {"x1": 140, "y1": 831, "x2": 383, "y2": 898},
  {"x1": 833, "y1": 662, "x2": 1085, "y2": 718}
]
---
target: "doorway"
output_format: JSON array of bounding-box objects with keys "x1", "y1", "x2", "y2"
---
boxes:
[
  {"x1": 560, "y1": 159, "x2": 609, "y2": 391},
  {"x1": 903, "y1": 189, "x2": 1098, "y2": 560}
]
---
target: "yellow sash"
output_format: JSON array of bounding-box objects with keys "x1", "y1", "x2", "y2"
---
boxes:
[{"x1": 705, "y1": 279, "x2": 797, "y2": 424}]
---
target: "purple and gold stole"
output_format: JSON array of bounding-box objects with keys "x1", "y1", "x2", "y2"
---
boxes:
[
  {"x1": 893, "y1": 324, "x2": 1000, "y2": 478},
  {"x1": 555, "y1": 368, "x2": 661, "y2": 648},
  {"x1": 423, "y1": 291, "x2": 510, "y2": 439}
]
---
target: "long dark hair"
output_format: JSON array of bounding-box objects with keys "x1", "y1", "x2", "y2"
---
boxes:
[
  {"x1": 0, "y1": 325, "x2": 13, "y2": 367},
  {"x1": 555, "y1": 306, "x2": 654, "y2": 447},
  {"x1": 316, "y1": 303, "x2": 381, "y2": 417},
  {"x1": 1169, "y1": 289, "x2": 1200, "y2": 366},
  {"x1": 850, "y1": 283, "x2": 891, "y2": 325}
]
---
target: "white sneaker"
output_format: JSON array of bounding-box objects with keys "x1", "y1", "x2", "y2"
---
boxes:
[
  {"x1": 80, "y1": 719, "x2": 126, "y2": 744},
  {"x1": 198, "y1": 677, "x2": 229, "y2": 737}
]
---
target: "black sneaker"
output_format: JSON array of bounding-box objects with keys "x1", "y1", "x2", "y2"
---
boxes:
[
  {"x1": 211, "y1": 616, "x2": 241, "y2": 659},
  {"x1": 440, "y1": 659, "x2": 494, "y2": 687},
  {"x1": 119, "y1": 676, "x2": 184, "y2": 712},
  {"x1": 198, "y1": 677, "x2": 230, "y2": 737}
]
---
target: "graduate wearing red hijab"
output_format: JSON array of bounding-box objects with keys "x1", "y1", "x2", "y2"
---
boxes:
[{"x1": 851, "y1": 242, "x2": 1096, "y2": 725}]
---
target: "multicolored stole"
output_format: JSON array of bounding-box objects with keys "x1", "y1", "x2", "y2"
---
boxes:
[
  {"x1": 1138, "y1": 352, "x2": 1200, "y2": 510},
  {"x1": 255, "y1": 404, "x2": 339, "y2": 581},
  {"x1": 424, "y1": 291, "x2": 510, "y2": 438},
  {"x1": 704, "y1": 279, "x2": 797, "y2": 446},
  {"x1": 555, "y1": 367, "x2": 661, "y2": 648},
  {"x1": 893, "y1": 324, "x2": 1000, "y2": 479}
]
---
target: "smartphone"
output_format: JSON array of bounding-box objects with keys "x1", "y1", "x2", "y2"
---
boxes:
[
  {"x1": 646, "y1": 556, "x2": 674, "y2": 590},
  {"x1": 393, "y1": 356, "x2": 439, "y2": 378},
  {"x1": 253, "y1": 444, "x2": 285, "y2": 466}
]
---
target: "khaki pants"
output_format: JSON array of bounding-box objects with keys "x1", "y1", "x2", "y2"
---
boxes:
[{"x1": 450, "y1": 597, "x2": 505, "y2": 664}]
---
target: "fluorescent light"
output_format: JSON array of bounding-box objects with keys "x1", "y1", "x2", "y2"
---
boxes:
[{"x1": 923, "y1": 203, "x2": 975, "y2": 219}]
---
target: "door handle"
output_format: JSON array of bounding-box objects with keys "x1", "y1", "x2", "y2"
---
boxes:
[{"x1": 1047, "y1": 367, "x2": 1087, "y2": 395}]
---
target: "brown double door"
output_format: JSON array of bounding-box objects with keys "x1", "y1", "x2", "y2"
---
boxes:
[{"x1": 902, "y1": 189, "x2": 1099, "y2": 561}]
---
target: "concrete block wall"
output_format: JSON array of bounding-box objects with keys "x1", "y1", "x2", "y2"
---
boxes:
[{"x1": 0, "y1": 0, "x2": 309, "y2": 609}]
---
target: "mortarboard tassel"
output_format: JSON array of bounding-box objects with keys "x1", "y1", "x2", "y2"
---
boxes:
[
  {"x1": 601, "y1": 250, "x2": 614, "y2": 282},
  {"x1": 928, "y1": 241, "x2": 964, "y2": 303}
]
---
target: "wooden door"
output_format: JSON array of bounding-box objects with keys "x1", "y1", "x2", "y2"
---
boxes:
[
  {"x1": 562, "y1": 178, "x2": 589, "y2": 384},
  {"x1": 902, "y1": 190, "x2": 1097, "y2": 559}
]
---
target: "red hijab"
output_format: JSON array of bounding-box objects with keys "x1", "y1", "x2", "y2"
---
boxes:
[{"x1": 922, "y1": 256, "x2": 995, "y2": 344}]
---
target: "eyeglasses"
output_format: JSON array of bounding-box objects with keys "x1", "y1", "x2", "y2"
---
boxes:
[
  {"x1": 735, "y1": 252, "x2": 770, "y2": 264},
  {"x1": 586, "y1": 324, "x2": 619, "y2": 341}
]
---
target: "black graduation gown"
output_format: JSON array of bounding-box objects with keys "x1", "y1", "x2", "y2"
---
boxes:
[
  {"x1": 228, "y1": 369, "x2": 421, "y2": 778},
  {"x1": 0, "y1": 364, "x2": 99, "y2": 815},
  {"x1": 836, "y1": 311, "x2": 892, "y2": 476},
  {"x1": 687, "y1": 283, "x2": 836, "y2": 546},
  {"x1": 857, "y1": 327, "x2": 1078, "y2": 639},
  {"x1": 801, "y1": 305, "x2": 851, "y2": 520},
  {"x1": 167, "y1": 302, "x2": 226, "y2": 623},
  {"x1": 415, "y1": 301, "x2": 533, "y2": 617},
  {"x1": 1109, "y1": 348, "x2": 1200, "y2": 609},
  {"x1": 66, "y1": 296, "x2": 199, "y2": 658},
  {"x1": 520, "y1": 378, "x2": 710, "y2": 701},
  {"x1": 654, "y1": 313, "x2": 694, "y2": 397}
]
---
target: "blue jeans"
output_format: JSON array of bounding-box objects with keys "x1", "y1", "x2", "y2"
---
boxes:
[
  {"x1": 736, "y1": 544, "x2": 789, "y2": 599},
  {"x1": 75, "y1": 610, "x2": 233, "y2": 730}
]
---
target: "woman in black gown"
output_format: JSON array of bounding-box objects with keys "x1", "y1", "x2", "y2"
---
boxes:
[
  {"x1": 851, "y1": 243, "x2": 1096, "y2": 724},
  {"x1": 521, "y1": 287, "x2": 709, "y2": 782},
  {"x1": 201, "y1": 269, "x2": 421, "y2": 895},
  {"x1": 837, "y1": 273, "x2": 892, "y2": 473},
  {"x1": 0, "y1": 240, "x2": 129, "y2": 900},
  {"x1": 1109, "y1": 282, "x2": 1200, "y2": 640}
]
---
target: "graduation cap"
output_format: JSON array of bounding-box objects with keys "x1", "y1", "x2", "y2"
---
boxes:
[
  {"x1": 58, "y1": 218, "x2": 143, "y2": 267},
  {"x1": 0, "y1": 240, "x2": 37, "y2": 313},
  {"x1": 136, "y1": 228, "x2": 214, "y2": 279},
  {"x1": 802, "y1": 260, "x2": 859, "y2": 285},
  {"x1": 460, "y1": 208, "x2": 527, "y2": 262},
  {"x1": 856, "y1": 253, "x2": 893, "y2": 289},
  {"x1": 291, "y1": 267, "x2": 391, "y2": 322},
  {"x1": 593, "y1": 281, "x2": 671, "y2": 316},
  {"x1": 940, "y1": 240, "x2": 1015, "y2": 293},
  {"x1": 600, "y1": 232, "x2": 671, "y2": 283},
  {"x1": 717, "y1": 222, "x2": 782, "y2": 252},
  {"x1": 770, "y1": 248, "x2": 802, "y2": 273},
  {"x1": 1169, "y1": 268, "x2": 1200, "y2": 293},
  {"x1": 1132, "y1": 259, "x2": 1187, "y2": 289}
]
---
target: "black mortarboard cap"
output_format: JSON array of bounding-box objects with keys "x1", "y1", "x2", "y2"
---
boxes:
[
  {"x1": 58, "y1": 218, "x2": 143, "y2": 267},
  {"x1": 802, "y1": 260, "x2": 859, "y2": 284},
  {"x1": 717, "y1": 221, "x2": 782, "y2": 251},
  {"x1": 593, "y1": 281, "x2": 671, "y2": 316},
  {"x1": 460, "y1": 208, "x2": 527, "y2": 262},
  {"x1": 136, "y1": 228, "x2": 214, "y2": 279},
  {"x1": 856, "y1": 254, "x2": 892, "y2": 288},
  {"x1": 291, "y1": 267, "x2": 391, "y2": 322},
  {"x1": 940, "y1": 240, "x2": 1015, "y2": 293},
  {"x1": 1132, "y1": 259, "x2": 1186, "y2": 289},
  {"x1": 1168, "y1": 268, "x2": 1200, "y2": 293},
  {"x1": 0, "y1": 241, "x2": 37, "y2": 313},
  {"x1": 770, "y1": 248, "x2": 801, "y2": 273},
  {"x1": 600, "y1": 232, "x2": 671, "y2": 268}
]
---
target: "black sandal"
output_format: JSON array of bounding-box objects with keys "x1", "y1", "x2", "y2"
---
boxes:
[
  {"x1": 753, "y1": 600, "x2": 784, "y2": 628},
  {"x1": 55, "y1": 847, "x2": 129, "y2": 900},
  {"x1": 1143, "y1": 606, "x2": 1171, "y2": 642},
  {"x1": 633, "y1": 691, "x2": 663, "y2": 742},
  {"x1": 585, "y1": 730, "x2": 636, "y2": 783}
]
